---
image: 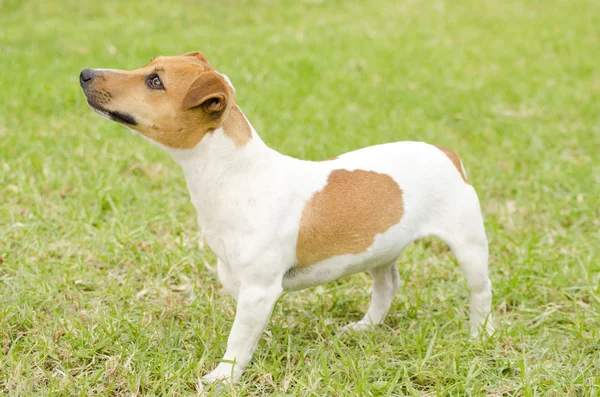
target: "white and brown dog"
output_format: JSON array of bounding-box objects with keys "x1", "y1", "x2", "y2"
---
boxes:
[{"x1": 80, "y1": 52, "x2": 494, "y2": 383}]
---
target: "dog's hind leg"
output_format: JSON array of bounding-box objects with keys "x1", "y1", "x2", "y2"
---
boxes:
[
  {"x1": 340, "y1": 258, "x2": 400, "y2": 333},
  {"x1": 449, "y1": 238, "x2": 494, "y2": 336},
  {"x1": 433, "y1": 188, "x2": 495, "y2": 337}
]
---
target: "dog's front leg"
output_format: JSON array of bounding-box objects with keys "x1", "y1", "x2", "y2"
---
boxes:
[{"x1": 202, "y1": 279, "x2": 283, "y2": 383}]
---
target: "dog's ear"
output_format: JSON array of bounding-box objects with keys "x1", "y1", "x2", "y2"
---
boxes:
[
  {"x1": 182, "y1": 71, "x2": 229, "y2": 115},
  {"x1": 183, "y1": 51, "x2": 211, "y2": 67}
]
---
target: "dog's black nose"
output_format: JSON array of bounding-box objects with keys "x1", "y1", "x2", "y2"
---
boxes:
[{"x1": 80, "y1": 69, "x2": 95, "y2": 85}]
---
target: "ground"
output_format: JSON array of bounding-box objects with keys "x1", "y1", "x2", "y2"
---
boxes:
[{"x1": 1, "y1": 0, "x2": 599, "y2": 395}]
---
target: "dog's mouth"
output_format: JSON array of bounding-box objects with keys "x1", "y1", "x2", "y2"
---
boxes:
[
  {"x1": 86, "y1": 98, "x2": 138, "y2": 126},
  {"x1": 106, "y1": 109, "x2": 138, "y2": 125}
]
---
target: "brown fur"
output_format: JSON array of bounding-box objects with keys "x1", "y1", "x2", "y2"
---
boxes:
[
  {"x1": 296, "y1": 169, "x2": 404, "y2": 267},
  {"x1": 182, "y1": 51, "x2": 212, "y2": 66},
  {"x1": 182, "y1": 72, "x2": 229, "y2": 112},
  {"x1": 434, "y1": 145, "x2": 469, "y2": 183},
  {"x1": 82, "y1": 52, "x2": 252, "y2": 149},
  {"x1": 223, "y1": 105, "x2": 253, "y2": 148}
]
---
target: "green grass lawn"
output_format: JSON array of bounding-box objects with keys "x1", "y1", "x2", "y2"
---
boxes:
[{"x1": 1, "y1": 0, "x2": 599, "y2": 395}]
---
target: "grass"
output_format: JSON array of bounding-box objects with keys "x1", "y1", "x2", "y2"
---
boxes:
[{"x1": 1, "y1": 0, "x2": 599, "y2": 395}]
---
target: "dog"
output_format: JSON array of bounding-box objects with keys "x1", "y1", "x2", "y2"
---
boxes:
[{"x1": 80, "y1": 51, "x2": 494, "y2": 383}]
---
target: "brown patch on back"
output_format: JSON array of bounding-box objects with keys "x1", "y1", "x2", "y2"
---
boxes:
[
  {"x1": 222, "y1": 105, "x2": 253, "y2": 147},
  {"x1": 296, "y1": 169, "x2": 404, "y2": 267},
  {"x1": 434, "y1": 145, "x2": 469, "y2": 184}
]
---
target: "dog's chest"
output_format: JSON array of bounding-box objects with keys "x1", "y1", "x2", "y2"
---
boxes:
[{"x1": 189, "y1": 172, "x2": 309, "y2": 267}]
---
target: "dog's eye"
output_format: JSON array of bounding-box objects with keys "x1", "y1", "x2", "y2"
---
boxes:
[{"x1": 146, "y1": 74, "x2": 164, "y2": 90}]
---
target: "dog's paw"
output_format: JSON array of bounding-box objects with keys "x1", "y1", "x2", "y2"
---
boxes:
[
  {"x1": 201, "y1": 363, "x2": 241, "y2": 384},
  {"x1": 337, "y1": 320, "x2": 374, "y2": 336}
]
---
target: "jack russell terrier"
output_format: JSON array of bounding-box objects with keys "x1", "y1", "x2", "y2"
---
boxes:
[{"x1": 79, "y1": 52, "x2": 494, "y2": 383}]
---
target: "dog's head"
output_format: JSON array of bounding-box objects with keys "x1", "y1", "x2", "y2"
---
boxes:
[{"x1": 80, "y1": 52, "x2": 236, "y2": 149}]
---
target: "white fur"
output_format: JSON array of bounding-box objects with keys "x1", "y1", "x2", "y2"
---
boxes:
[{"x1": 158, "y1": 110, "x2": 494, "y2": 383}]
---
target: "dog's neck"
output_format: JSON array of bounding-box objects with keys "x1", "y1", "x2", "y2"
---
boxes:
[{"x1": 167, "y1": 105, "x2": 283, "y2": 206}]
